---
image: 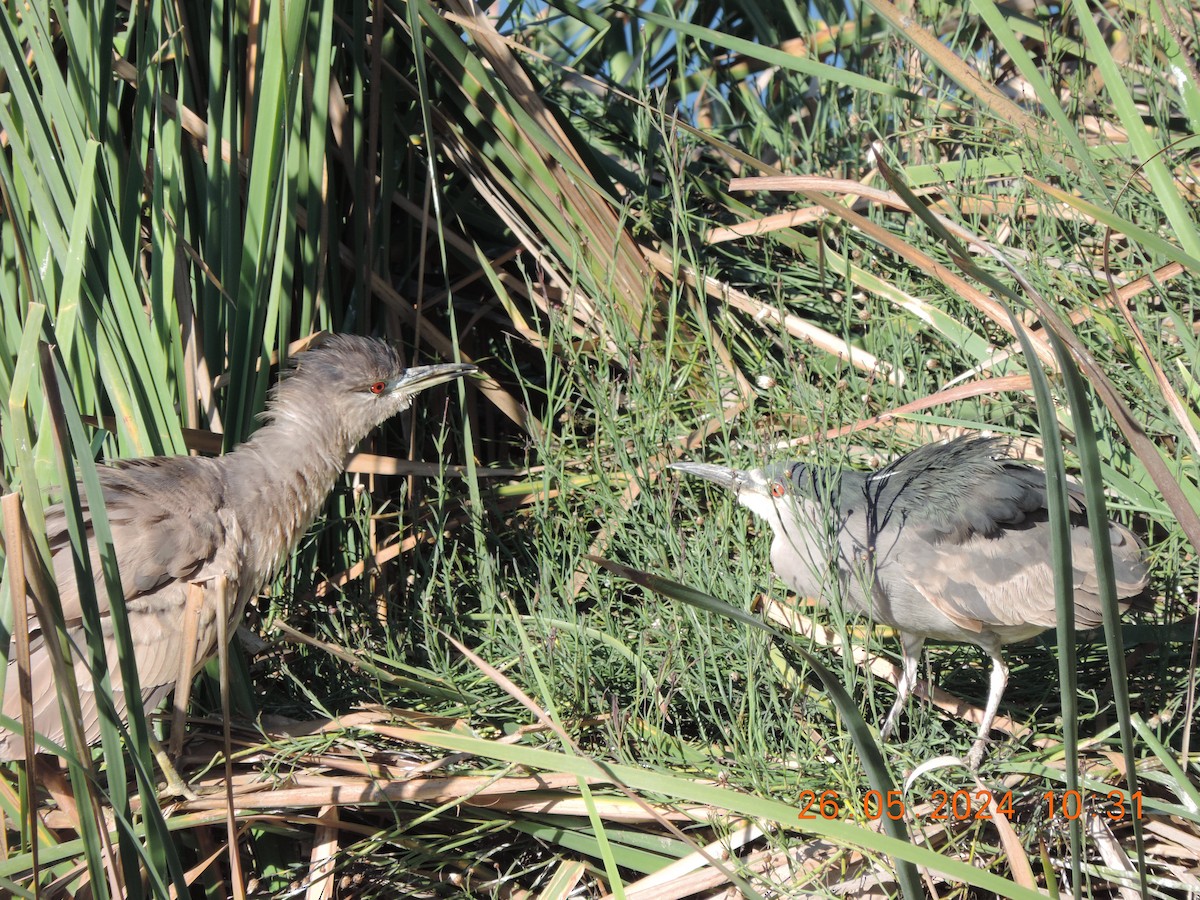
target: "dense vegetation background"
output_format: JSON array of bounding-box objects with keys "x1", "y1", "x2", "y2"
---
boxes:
[{"x1": 1, "y1": 0, "x2": 1198, "y2": 896}]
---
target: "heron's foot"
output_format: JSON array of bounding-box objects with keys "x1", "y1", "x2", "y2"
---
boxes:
[
  {"x1": 153, "y1": 743, "x2": 198, "y2": 801},
  {"x1": 880, "y1": 717, "x2": 897, "y2": 742},
  {"x1": 965, "y1": 737, "x2": 989, "y2": 771},
  {"x1": 880, "y1": 703, "x2": 905, "y2": 742}
]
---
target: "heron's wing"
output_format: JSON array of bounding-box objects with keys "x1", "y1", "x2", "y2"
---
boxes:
[
  {"x1": 1, "y1": 459, "x2": 233, "y2": 757},
  {"x1": 897, "y1": 513, "x2": 1148, "y2": 632},
  {"x1": 863, "y1": 436, "x2": 1065, "y2": 545},
  {"x1": 44, "y1": 458, "x2": 231, "y2": 626},
  {"x1": 0, "y1": 612, "x2": 186, "y2": 759}
]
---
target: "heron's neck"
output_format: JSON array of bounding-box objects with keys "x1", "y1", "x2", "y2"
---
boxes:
[
  {"x1": 769, "y1": 503, "x2": 839, "y2": 601},
  {"x1": 221, "y1": 406, "x2": 359, "y2": 585}
]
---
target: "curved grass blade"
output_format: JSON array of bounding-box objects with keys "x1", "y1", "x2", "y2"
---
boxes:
[
  {"x1": 585, "y1": 555, "x2": 924, "y2": 900},
  {"x1": 997, "y1": 270, "x2": 1150, "y2": 900},
  {"x1": 1001, "y1": 315, "x2": 1084, "y2": 900},
  {"x1": 39, "y1": 343, "x2": 186, "y2": 898},
  {"x1": 872, "y1": 149, "x2": 1152, "y2": 899},
  {"x1": 391, "y1": 672, "x2": 1048, "y2": 899}
]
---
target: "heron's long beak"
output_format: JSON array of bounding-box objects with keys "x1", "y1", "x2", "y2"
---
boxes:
[
  {"x1": 392, "y1": 363, "x2": 477, "y2": 393},
  {"x1": 670, "y1": 462, "x2": 750, "y2": 493}
]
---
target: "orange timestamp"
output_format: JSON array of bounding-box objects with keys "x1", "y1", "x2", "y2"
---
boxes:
[{"x1": 796, "y1": 789, "x2": 1146, "y2": 822}]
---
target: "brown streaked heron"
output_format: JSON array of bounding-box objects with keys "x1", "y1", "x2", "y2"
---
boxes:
[
  {"x1": 673, "y1": 436, "x2": 1149, "y2": 768},
  {"x1": 1, "y1": 335, "x2": 475, "y2": 766}
]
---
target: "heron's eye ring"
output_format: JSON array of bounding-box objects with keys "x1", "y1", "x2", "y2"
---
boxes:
[
  {"x1": 369, "y1": 381, "x2": 387, "y2": 395},
  {"x1": 770, "y1": 481, "x2": 786, "y2": 498}
]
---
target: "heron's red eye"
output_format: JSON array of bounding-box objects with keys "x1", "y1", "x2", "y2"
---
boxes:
[
  {"x1": 370, "y1": 381, "x2": 387, "y2": 395},
  {"x1": 770, "y1": 481, "x2": 786, "y2": 498}
]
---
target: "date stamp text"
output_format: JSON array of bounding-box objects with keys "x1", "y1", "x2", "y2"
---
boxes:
[{"x1": 796, "y1": 789, "x2": 1145, "y2": 822}]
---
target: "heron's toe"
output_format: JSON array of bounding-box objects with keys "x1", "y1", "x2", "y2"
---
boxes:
[
  {"x1": 153, "y1": 745, "x2": 199, "y2": 802},
  {"x1": 965, "y1": 738, "x2": 989, "y2": 771}
]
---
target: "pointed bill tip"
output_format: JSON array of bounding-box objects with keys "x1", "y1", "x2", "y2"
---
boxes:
[{"x1": 395, "y1": 362, "x2": 478, "y2": 392}]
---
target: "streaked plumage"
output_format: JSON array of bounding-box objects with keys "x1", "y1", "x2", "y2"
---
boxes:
[
  {"x1": 1, "y1": 335, "x2": 474, "y2": 760},
  {"x1": 674, "y1": 436, "x2": 1149, "y2": 767}
]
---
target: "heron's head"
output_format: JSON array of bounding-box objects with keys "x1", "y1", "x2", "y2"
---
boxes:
[
  {"x1": 671, "y1": 460, "x2": 838, "y2": 527},
  {"x1": 271, "y1": 335, "x2": 476, "y2": 439},
  {"x1": 671, "y1": 461, "x2": 780, "y2": 525}
]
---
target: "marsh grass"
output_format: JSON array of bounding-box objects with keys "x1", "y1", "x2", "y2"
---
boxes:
[{"x1": 0, "y1": 0, "x2": 1197, "y2": 896}]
